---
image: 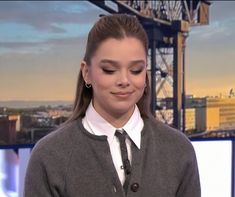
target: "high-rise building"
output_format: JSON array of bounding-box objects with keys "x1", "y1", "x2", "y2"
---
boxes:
[
  {"x1": 8, "y1": 115, "x2": 21, "y2": 132},
  {"x1": 0, "y1": 116, "x2": 17, "y2": 144},
  {"x1": 196, "y1": 107, "x2": 220, "y2": 131},
  {"x1": 195, "y1": 97, "x2": 235, "y2": 131},
  {"x1": 185, "y1": 108, "x2": 196, "y2": 133},
  {"x1": 207, "y1": 97, "x2": 235, "y2": 129}
]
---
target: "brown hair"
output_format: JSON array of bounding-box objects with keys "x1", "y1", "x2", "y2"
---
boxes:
[{"x1": 68, "y1": 14, "x2": 152, "y2": 122}]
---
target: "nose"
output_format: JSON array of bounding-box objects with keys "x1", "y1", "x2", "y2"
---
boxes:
[{"x1": 116, "y1": 70, "x2": 130, "y2": 87}]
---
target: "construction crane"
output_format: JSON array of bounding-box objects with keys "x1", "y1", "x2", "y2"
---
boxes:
[{"x1": 88, "y1": 0, "x2": 210, "y2": 132}]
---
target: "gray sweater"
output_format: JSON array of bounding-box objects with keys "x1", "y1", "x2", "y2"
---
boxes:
[{"x1": 24, "y1": 118, "x2": 200, "y2": 197}]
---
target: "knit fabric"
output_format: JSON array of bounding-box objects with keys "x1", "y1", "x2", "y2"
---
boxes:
[{"x1": 24, "y1": 117, "x2": 200, "y2": 197}]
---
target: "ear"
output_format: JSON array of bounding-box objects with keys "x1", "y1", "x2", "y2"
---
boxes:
[{"x1": 80, "y1": 61, "x2": 90, "y2": 84}]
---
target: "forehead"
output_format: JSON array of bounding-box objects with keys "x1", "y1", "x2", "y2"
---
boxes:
[{"x1": 91, "y1": 37, "x2": 146, "y2": 63}]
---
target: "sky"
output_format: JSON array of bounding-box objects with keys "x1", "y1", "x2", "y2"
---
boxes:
[
  {"x1": 0, "y1": 1, "x2": 235, "y2": 101},
  {"x1": 186, "y1": 1, "x2": 235, "y2": 97}
]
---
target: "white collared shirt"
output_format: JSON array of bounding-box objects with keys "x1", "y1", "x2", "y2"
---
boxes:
[{"x1": 82, "y1": 102, "x2": 144, "y2": 185}]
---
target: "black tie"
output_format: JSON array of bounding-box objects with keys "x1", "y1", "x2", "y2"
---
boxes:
[{"x1": 115, "y1": 130, "x2": 131, "y2": 194}]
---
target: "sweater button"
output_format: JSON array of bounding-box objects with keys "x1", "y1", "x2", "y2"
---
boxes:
[{"x1": 131, "y1": 183, "x2": 139, "y2": 192}]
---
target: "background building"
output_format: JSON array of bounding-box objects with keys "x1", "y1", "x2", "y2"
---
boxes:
[
  {"x1": 196, "y1": 107, "x2": 220, "y2": 131},
  {"x1": 185, "y1": 108, "x2": 196, "y2": 133},
  {"x1": 195, "y1": 97, "x2": 235, "y2": 132},
  {"x1": 0, "y1": 116, "x2": 17, "y2": 144}
]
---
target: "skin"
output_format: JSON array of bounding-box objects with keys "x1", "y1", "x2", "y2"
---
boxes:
[{"x1": 81, "y1": 37, "x2": 147, "y2": 128}]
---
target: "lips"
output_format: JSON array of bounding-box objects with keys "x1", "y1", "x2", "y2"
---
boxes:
[{"x1": 112, "y1": 91, "x2": 134, "y2": 98}]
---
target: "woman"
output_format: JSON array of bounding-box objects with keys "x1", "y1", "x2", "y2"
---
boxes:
[{"x1": 24, "y1": 14, "x2": 200, "y2": 197}]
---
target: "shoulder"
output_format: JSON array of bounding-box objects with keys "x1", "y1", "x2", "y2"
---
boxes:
[
  {"x1": 29, "y1": 120, "x2": 82, "y2": 164},
  {"x1": 143, "y1": 117, "x2": 195, "y2": 155},
  {"x1": 25, "y1": 120, "x2": 85, "y2": 194},
  {"x1": 142, "y1": 118, "x2": 199, "y2": 181},
  {"x1": 36, "y1": 120, "x2": 79, "y2": 146}
]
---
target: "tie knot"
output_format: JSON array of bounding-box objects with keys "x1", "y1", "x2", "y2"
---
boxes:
[{"x1": 115, "y1": 129, "x2": 127, "y2": 139}]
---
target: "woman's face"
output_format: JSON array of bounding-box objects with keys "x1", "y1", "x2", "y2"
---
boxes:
[{"x1": 82, "y1": 37, "x2": 147, "y2": 118}]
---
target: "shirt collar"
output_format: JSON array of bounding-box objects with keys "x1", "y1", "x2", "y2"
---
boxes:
[
  {"x1": 122, "y1": 106, "x2": 143, "y2": 149},
  {"x1": 85, "y1": 102, "x2": 143, "y2": 149}
]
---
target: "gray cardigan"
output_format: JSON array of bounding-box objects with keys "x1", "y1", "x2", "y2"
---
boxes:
[{"x1": 24, "y1": 117, "x2": 200, "y2": 197}]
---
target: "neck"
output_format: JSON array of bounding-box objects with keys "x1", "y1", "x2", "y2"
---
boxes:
[
  {"x1": 93, "y1": 104, "x2": 135, "y2": 128},
  {"x1": 107, "y1": 110, "x2": 134, "y2": 128}
]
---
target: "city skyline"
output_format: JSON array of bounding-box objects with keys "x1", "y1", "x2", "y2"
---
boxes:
[{"x1": 0, "y1": 1, "x2": 235, "y2": 101}]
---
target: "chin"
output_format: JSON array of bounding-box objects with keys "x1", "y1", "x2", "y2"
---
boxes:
[{"x1": 110, "y1": 104, "x2": 135, "y2": 115}]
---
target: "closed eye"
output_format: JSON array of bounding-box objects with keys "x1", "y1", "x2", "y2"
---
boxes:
[
  {"x1": 102, "y1": 68, "x2": 116, "y2": 74},
  {"x1": 131, "y1": 69, "x2": 144, "y2": 75}
]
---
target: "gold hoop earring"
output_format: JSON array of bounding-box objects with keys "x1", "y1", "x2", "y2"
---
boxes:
[{"x1": 85, "y1": 83, "x2": 92, "y2": 88}]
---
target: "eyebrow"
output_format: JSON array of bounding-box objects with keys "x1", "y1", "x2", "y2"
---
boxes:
[{"x1": 99, "y1": 59, "x2": 146, "y2": 67}]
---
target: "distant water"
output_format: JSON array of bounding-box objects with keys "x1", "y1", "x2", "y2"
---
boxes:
[{"x1": 0, "y1": 100, "x2": 72, "y2": 108}]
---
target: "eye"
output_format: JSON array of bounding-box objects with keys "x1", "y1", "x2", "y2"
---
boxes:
[
  {"x1": 102, "y1": 68, "x2": 116, "y2": 74},
  {"x1": 131, "y1": 68, "x2": 144, "y2": 75}
]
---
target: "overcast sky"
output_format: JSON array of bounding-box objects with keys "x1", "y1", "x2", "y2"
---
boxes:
[{"x1": 0, "y1": 1, "x2": 235, "y2": 101}]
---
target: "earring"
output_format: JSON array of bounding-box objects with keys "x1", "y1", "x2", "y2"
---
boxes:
[{"x1": 85, "y1": 83, "x2": 92, "y2": 88}]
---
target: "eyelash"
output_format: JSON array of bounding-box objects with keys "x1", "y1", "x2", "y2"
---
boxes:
[
  {"x1": 131, "y1": 69, "x2": 143, "y2": 75},
  {"x1": 102, "y1": 68, "x2": 115, "y2": 74},
  {"x1": 102, "y1": 68, "x2": 143, "y2": 75}
]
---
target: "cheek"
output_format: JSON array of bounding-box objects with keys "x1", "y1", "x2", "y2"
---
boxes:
[
  {"x1": 133, "y1": 75, "x2": 146, "y2": 89},
  {"x1": 91, "y1": 74, "x2": 114, "y2": 90}
]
